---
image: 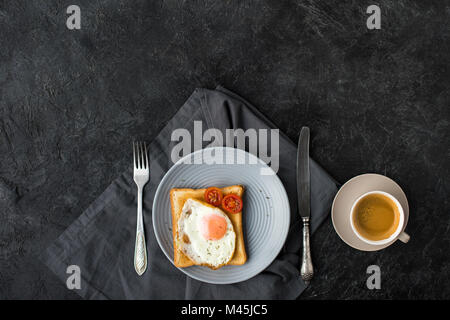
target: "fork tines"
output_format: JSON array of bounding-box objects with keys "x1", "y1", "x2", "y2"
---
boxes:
[{"x1": 133, "y1": 141, "x2": 148, "y2": 170}]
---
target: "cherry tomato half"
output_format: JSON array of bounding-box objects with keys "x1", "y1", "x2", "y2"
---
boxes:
[
  {"x1": 204, "y1": 187, "x2": 223, "y2": 206},
  {"x1": 222, "y1": 194, "x2": 243, "y2": 214}
]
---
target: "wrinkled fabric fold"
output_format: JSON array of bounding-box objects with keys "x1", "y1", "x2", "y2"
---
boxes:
[{"x1": 41, "y1": 87, "x2": 338, "y2": 300}]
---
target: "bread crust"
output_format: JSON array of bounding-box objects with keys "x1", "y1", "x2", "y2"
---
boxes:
[{"x1": 170, "y1": 185, "x2": 247, "y2": 269}]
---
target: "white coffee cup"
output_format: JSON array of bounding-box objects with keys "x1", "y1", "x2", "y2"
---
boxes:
[{"x1": 350, "y1": 190, "x2": 410, "y2": 245}]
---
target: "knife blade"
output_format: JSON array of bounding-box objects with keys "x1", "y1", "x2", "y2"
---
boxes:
[
  {"x1": 297, "y1": 126, "x2": 314, "y2": 283},
  {"x1": 297, "y1": 127, "x2": 310, "y2": 219}
]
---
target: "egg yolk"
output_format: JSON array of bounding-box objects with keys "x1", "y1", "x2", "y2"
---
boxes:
[{"x1": 199, "y1": 214, "x2": 227, "y2": 240}]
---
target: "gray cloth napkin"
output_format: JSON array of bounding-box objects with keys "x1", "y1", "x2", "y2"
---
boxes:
[{"x1": 41, "y1": 86, "x2": 338, "y2": 299}]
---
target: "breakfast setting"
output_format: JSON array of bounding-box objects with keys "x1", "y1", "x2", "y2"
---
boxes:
[
  {"x1": 1, "y1": 0, "x2": 449, "y2": 306},
  {"x1": 35, "y1": 86, "x2": 430, "y2": 300}
]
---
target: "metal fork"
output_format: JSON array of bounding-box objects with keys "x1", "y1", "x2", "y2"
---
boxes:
[{"x1": 133, "y1": 141, "x2": 149, "y2": 276}]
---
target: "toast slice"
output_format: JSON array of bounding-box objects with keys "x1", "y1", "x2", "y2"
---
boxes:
[{"x1": 170, "y1": 185, "x2": 247, "y2": 269}]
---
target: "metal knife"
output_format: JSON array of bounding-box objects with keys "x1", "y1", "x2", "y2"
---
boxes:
[{"x1": 297, "y1": 126, "x2": 314, "y2": 284}]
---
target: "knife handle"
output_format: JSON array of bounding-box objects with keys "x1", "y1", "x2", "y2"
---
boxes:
[{"x1": 301, "y1": 217, "x2": 314, "y2": 284}]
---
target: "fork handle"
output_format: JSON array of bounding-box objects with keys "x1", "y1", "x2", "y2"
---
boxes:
[{"x1": 134, "y1": 187, "x2": 147, "y2": 275}]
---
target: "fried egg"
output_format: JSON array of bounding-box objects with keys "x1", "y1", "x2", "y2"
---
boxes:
[{"x1": 178, "y1": 198, "x2": 236, "y2": 268}]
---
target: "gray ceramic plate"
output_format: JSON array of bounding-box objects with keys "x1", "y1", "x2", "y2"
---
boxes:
[{"x1": 152, "y1": 147, "x2": 290, "y2": 284}]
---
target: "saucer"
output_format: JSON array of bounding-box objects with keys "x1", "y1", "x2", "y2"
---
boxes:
[{"x1": 331, "y1": 173, "x2": 409, "y2": 251}]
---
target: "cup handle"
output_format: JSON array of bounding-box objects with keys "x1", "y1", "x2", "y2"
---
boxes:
[{"x1": 398, "y1": 232, "x2": 410, "y2": 243}]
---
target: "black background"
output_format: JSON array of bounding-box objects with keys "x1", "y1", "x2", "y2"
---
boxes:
[{"x1": 0, "y1": 0, "x2": 449, "y2": 299}]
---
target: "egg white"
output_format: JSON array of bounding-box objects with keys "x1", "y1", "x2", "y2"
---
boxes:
[{"x1": 178, "y1": 198, "x2": 236, "y2": 268}]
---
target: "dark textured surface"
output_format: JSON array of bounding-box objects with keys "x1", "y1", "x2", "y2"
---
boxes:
[{"x1": 0, "y1": 0, "x2": 449, "y2": 299}]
